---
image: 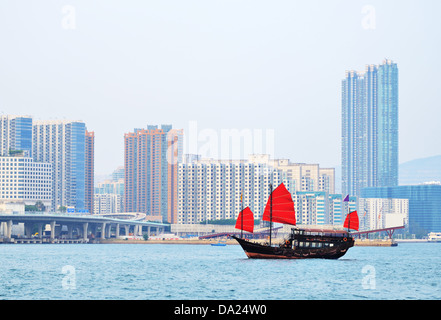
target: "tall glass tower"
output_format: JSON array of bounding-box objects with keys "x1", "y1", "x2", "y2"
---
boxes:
[
  {"x1": 377, "y1": 61, "x2": 399, "y2": 187},
  {"x1": 342, "y1": 59, "x2": 398, "y2": 197},
  {"x1": 0, "y1": 115, "x2": 33, "y2": 157},
  {"x1": 33, "y1": 120, "x2": 87, "y2": 211}
]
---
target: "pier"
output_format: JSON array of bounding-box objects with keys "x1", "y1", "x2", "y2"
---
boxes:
[
  {"x1": 352, "y1": 225, "x2": 406, "y2": 240},
  {"x1": 350, "y1": 226, "x2": 406, "y2": 246}
]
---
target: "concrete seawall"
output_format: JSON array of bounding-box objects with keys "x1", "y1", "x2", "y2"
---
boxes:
[
  {"x1": 99, "y1": 239, "x2": 239, "y2": 245},
  {"x1": 101, "y1": 238, "x2": 399, "y2": 247},
  {"x1": 355, "y1": 239, "x2": 397, "y2": 247}
]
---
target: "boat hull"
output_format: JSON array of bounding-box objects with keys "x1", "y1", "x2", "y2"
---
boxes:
[{"x1": 232, "y1": 236, "x2": 354, "y2": 260}]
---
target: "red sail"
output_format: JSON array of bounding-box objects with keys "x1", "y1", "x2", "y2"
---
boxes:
[
  {"x1": 262, "y1": 183, "x2": 296, "y2": 226},
  {"x1": 344, "y1": 211, "x2": 359, "y2": 231},
  {"x1": 235, "y1": 207, "x2": 254, "y2": 233}
]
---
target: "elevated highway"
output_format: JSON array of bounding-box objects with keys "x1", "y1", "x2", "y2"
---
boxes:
[{"x1": 0, "y1": 212, "x2": 168, "y2": 243}]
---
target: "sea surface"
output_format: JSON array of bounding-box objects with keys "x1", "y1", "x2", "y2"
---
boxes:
[{"x1": 0, "y1": 243, "x2": 440, "y2": 300}]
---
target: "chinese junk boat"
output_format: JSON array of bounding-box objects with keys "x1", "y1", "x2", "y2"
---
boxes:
[{"x1": 231, "y1": 183, "x2": 359, "y2": 259}]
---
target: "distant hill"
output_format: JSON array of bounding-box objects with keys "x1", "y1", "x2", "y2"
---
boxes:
[
  {"x1": 94, "y1": 174, "x2": 111, "y2": 186},
  {"x1": 333, "y1": 155, "x2": 441, "y2": 192},
  {"x1": 399, "y1": 155, "x2": 441, "y2": 185}
]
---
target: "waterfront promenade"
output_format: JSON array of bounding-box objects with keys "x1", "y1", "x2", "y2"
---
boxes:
[
  {"x1": 101, "y1": 237, "x2": 402, "y2": 246},
  {"x1": 0, "y1": 213, "x2": 410, "y2": 247}
]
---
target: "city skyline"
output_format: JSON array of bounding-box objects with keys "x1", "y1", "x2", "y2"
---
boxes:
[
  {"x1": 1, "y1": 1, "x2": 440, "y2": 175},
  {"x1": 1, "y1": 1, "x2": 441, "y2": 304}
]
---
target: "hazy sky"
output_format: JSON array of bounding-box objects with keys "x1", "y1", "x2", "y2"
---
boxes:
[{"x1": 0, "y1": 0, "x2": 440, "y2": 175}]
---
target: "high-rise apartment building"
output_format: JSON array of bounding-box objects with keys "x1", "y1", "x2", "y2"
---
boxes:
[
  {"x1": 33, "y1": 120, "x2": 91, "y2": 211},
  {"x1": 95, "y1": 179, "x2": 124, "y2": 196},
  {"x1": 377, "y1": 61, "x2": 399, "y2": 187},
  {"x1": 177, "y1": 155, "x2": 337, "y2": 224},
  {"x1": 85, "y1": 131, "x2": 95, "y2": 214},
  {"x1": 94, "y1": 193, "x2": 123, "y2": 214},
  {"x1": 246, "y1": 155, "x2": 335, "y2": 193},
  {"x1": 342, "y1": 59, "x2": 398, "y2": 197},
  {"x1": 124, "y1": 125, "x2": 183, "y2": 223},
  {"x1": 178, "y1": 159, "x2": 282, "y2": 224},
  {"x1": 358, "y1": 197, "x2": 408, "y2": 231},
  {"x1": 94, "y1": 167, "x2": 124, "y2": 214},
  {"x1": 111, "y1": 166, "x2": 124, "y2": 181},
  {"x1": 292, "y1": 192, "x2": 356, "y2": 226},
  {"x1": 0, "y1": 155, "x2": 52, "y2": 209},
  {"x1": 0, "y1": 115, "x2": 33, "y2": 157}
]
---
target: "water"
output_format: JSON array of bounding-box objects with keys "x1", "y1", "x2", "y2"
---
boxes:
[{"x1": 0, "y1": 243, "x2": 440, "y2": 300}]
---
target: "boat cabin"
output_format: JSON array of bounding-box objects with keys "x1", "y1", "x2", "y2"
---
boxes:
[{"x1": 286, "y1": 228, "x2": 351, "y2": 249}]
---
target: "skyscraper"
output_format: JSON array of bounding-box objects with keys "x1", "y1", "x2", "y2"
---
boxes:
[
  {"x1": 377, "y1": 61, "x2": 399, "y2": 187},
  {"x1": 342, "y1": 59, "x2": 398, "y2": 197},
  {"x1": 0, "y1": 115, "x2": 33, "y2": 157},
  {"x1": 124, "y1": 125, "x2": 183, "y2": 223},
  {"x1": 85, "y1": 130, "x2": 95, "y2": 214},
  {"x1": 33, "y1": 120, "x2": 91, "y2": 211}
]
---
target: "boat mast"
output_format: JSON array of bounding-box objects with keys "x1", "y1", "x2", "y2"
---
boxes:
[
  {"x1": 240, "y1": 192, "x2": 244, "y2": 239},
  {"x1": 269, "y1": 183, "x2": 273, "y2": 246},
  {"x1": 344, "y1": 195, "x2": 350, "y2": 233}
]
